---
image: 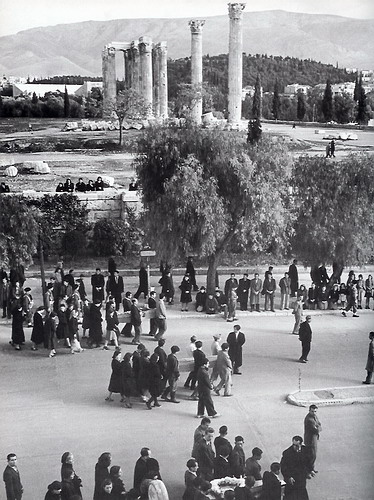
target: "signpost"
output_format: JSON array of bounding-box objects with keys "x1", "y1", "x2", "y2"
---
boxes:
[{"x1": 140, "y1": 249, "x2": 156, "y2": 295}]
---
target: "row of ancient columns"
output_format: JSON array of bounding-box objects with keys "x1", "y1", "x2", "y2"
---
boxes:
[
  {"x1": 102, "y1": 38, "x2": 168, "y2": 119},
  {"x1": 189, "y1": 2, "x2": 246, "y2": 125}
]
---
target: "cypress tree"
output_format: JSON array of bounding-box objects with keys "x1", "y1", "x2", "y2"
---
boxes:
[
  {"x1": 322, "y1": 79, "x2": 333, "y2": 122},
  {"x1": 356, "y1": 84, "x2": 368, "y2": 124},
  {"x1": 64, "y1": 86, "x2": 70, "y2": 118},
  {"x1": 353, "y1": 74, "x2": 360, "y2": 101},
  {"x1": 272, "y1": 79, "x2": 281, "y2": 120},
  {"x1": 297, "y1": 92, "x2": 306, "y2": 121},
  {"x1": 252, "y1": 73, "x2": 262, "y2": 120},
  {"x1": 32, "y1": 92, "x2": 38, "y2": 105}
]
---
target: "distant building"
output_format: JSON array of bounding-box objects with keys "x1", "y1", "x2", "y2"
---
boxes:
[
  {"x1": 284, "y1": 84, "x2": 311, "y2": 95},
  {"x1": 12, "y1": 82, "x2": 102, "y2": 98},
  {"x1": 331, "y1": 82, "x2": 355, "y2": 97},
  {"x1": 241, "y1": 85, "x2": 256, "y2": 100}
]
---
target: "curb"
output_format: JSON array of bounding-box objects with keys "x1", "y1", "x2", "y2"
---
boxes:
[{"x1": 287, "y1": 385, "x2": 374, "y2": 407}]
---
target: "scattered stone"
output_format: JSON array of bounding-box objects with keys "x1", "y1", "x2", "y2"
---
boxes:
[{"x1": 5, "y1": 165, "x2": 18, "y2": 177}]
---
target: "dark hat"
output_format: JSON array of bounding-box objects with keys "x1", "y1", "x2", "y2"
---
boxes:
[
  {"x1": 171, "y1": 345, "x2": 180, "y2": 353},
  {"x1": 24, "y1": 287, "x2": 31, "y2": 292},
  {"x1": 48, "y1": 481, "x2": 62, "y2": 491}
]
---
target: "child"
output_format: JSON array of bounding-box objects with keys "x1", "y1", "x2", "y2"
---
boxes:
[
  {"x1": 339, "y1": 283, "x2": 347, "y2": 308},
  {"x1": 71, "y1": 334, "x2": 84, "y2": 353},
  {"x1": 103, "y1": 307, "x2": 119, "y2": 350}
]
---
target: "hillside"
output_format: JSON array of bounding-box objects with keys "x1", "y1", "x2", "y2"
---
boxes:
[{"x1": 0, "y1": 11, "x2": 373, "y2": 77}]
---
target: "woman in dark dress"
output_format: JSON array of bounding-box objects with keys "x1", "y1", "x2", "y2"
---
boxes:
[
  {"x1": 60, "y1": 452, "x2": 82, "y2": 498},
  {"x1": 89, "y1": 301, "x2": 103, "y2": 348},
  {"x1": 106, "y1": 350, "x2": 123, "y2": 402},
  {"x1": 93, "y1": 453, "x2": 112, "y2": 500},
  {"x1": 45, "y1": 311, "x2": 58, "y2": 358},
  {"x1": 11, "y1": 305, "x2": 25, "y2": 350},
  {"x1": 179, "y1": 275, "x2": 192, "y2": 312},
  {"x1": 146, "y1": 353, "x2": 162, "y2": 409},
  {"x1": 121, "y1": 352, "x2": 134, "y2": 408},
  {"x1": 109, "y1": 465, "x2": 126, "y2": 500},
  {"x1": 61, "y1": 469, "x2": 76, "y2": 500},
  {"x1": 31, "y1": 306, "x2": 45, "y2": 350},
  {"x1": 138, "y1": 349, "x2": 151, "y2": 402}
]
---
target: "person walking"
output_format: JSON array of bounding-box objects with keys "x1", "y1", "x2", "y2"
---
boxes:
[
  {"x1": 93, "y1": 453, "x2": 112, "y2": 500},
  {"x1": 291, "y1": 296, "x2": 303, "y2": 335},
  {"x1": 3, "y1": 453, "x2": 23, "y2": 500},
  {"x1": 161, "y1": 345, "x2": 181, "y2": 403},
  {"x1": 130, "y1": 298, "x2": 142, "y2": 345},
  {"x1": 134, "y1": 261, "x2": 149, "y2": 300},
  {"x1": 88, "y1": 301, "x2": 103, "y2": 348},
  {"x1": 362, "y1": 331, "x2": 374, "y2": 384},
  {"x1": 121, "y1": 352, "x2": 134, "y2": 408},
  {"x1": 196, "y1": 359, "x2": 219, "y2": 418},
  {"x1": 154, "y1": 294, "x2": 167, "y2": 341},
  {"x1": 11, "y1": 305, "x2": 25, "y2": 351},
  {"x1": 60, "y1": 452, "x2": 82, "y2": 498},
  {"x1": 226, "y1": 324, "x2": 245, "y2": 375},
  {"x1": 146, "y1": 353, "x2": 162, "y2": 409},
  {"x1": 106, "y1": 350, "x2": 123, "y2": 402},
  {"x1": 214, "y1": 343, "x2": 233, "y2": 396},
  {"x1": 304, "y1": 404, "x2": 322, "y2": 473},
  {"x1": 298, "y1": 316, "x2": 312, "y2": 363}
]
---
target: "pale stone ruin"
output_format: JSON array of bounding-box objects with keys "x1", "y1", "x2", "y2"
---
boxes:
[
  {"x1": 102, "y1": 3, "x2": 246, "y2": 126},
  {"x1": 102, "y1": 39, "x2": 168, "y2": 119}
]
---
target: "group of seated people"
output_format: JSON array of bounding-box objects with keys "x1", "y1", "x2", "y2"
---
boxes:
[
  {"x1": 56, "y1": 177, "x2": 105, "y2": 193},
  {"x1": 0, "y1": 182, "x2": 10, "y2": 193}
]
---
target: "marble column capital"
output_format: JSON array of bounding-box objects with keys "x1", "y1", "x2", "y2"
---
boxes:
[
  {"x1": 139, "y1": 36, "x2": 153, "y2": 54},
  {"x1": 189, "y1": 19, "x2": 205, "y2": 34},
  {"x1": 228, "y1": 3, "x2": 246, "y2": 19}
]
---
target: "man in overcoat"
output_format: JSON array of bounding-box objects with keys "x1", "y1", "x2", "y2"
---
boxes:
[
  {"x1": 298, "y1": 316, "x2": 312, "y2": 363},
  {"x1": 196, "y1": 359, "x2": 219, "y2": 418},
  {"x1": 250, "y1": 273, "x2": 262, "y2": 312},
  {"x1": 362, "y1": 331, "x2": 374, "y2": 384},
  {"x1": 227, "y1": 325, "x2": 245, "y2": 374},
  {"x1": 106, "y1": 270, "x2": 124, "y2": 311},
  {"x1": 304, "y1": 404, "x2": 322, "y2": 472},
  {"x1": 281, "y1": 436, "x2": 314, "y2": 500},
  {"x1": 3, "y1": 453, "x2": 23, "y2": 500},
  {"x1": 237, "y1": 273, "x2": 250, "y2": 311},
  {"x1": 91, "y1": 268, "x2": 105, "y2": 303},
  {"x1": 288, "y1": 259, "x2": 299, "y2": 297}
]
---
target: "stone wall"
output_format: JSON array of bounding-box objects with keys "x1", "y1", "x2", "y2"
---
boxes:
[{"x1": 20, "y1": 189, "x2": 141, "y2": 222}]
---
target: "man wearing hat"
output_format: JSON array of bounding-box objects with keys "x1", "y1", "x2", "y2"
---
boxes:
[{"x1": 298, "y1": 316, "x2": 312, "y2": 363}]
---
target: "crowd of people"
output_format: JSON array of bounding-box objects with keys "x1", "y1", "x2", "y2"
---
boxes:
[
  {"x1": 56, "y1": 177, "x2": 106, "y2": 193},
  {"x1": 3, "y1": 404, "x2": 322, "y2": 500}
]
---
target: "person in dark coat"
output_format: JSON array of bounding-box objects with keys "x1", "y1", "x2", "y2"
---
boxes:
[
  {"x1": 303, "y1": 405, "x2": 322, "y2": 473},
  {"x1": 133, "y1": 448, "x2": 151, "y2": 493},
  {"x1": 280, "y1": 436, "x2": 313, "y2": 500},
  {"x1": 88, "y1": 302, "x2": 103, "y2": 348},
  {"x1": 158, "y1": 270, "x2": 174, "y2": 305},
  {"x1": 214, "y1": 445, "x2": 232, "y2": 478},
  {"x1": 363, "y1": 331, "x2": 374, "y2": 384},
  {"x1": 95, "y1": 176, "x2": 105, "y2": 191},
  {"x1": 234, "y1": 475, "x2": 256, "y2": 500},
  {"x1": 61, "y1": 468, "x2": 76, "y2": 500},
  {"x1": 77, "y1": 275, "x2": 86, "y2": 301},
  {"x1": 229, "y1": 436, "x2": 246, "y2": 478},
  {"x1": 195, "y1": 286, "x2": 207, "y2": 312},
  {"x1": 138, "y1": 349, "x2": 151, "y2": 401},
  {"x1": 45, "y1": 312, "x2": 58, "y2": 357},
  {"x1": 161, "y1": 345, "x2": 180, "y2": 403},
  {"x1": 154, "y1": 339, "x2": 167, "y2": 393},
  {"x1": 31, "y1": 306, "x2": 45, "y2": 350},
  {"x1": 288, "y1": 259, "x2": 299, "y2": 297},
  {"x1": 224, "y1": 273, "x2": 238, "y2": 302},
  {"x1": 106, "y1": 350, "x2": 123, "y2": 402},
  {"x1": 121, "y1": 352, "x2": 134, "y2": 408},
  {"x1": 130, "y1": 298, "x2": 142, "y2": 345},
  {"x1": 179, "y1": 275, "x2": 193, "y2": 311},
  {"x1": 60, "y1": 452, "x2": 82, "y2": 499},
  {"x1": 237, "y1": 273, "x2": 250, "y2": 311},
  {"x1": 146, "y1": 353, "x2": 162, "y2": 409},
  {"x1": 194, "y1": 427, "x2": 215, "y2": 481},
  {"x1": 75, "y1": 178, "x2": 86, "y2": 192},
  {"x1": 3, "y1": 453, "x2": 23, "y2": 500},
  {"x1": 186, "y1": 256, "x2": 199, "y2": 291},
  {"x1": 11, "y1": 306, "x2": 25, "y2": 350},
  {"x1": 91, "y1": 269, "x2": 105, "y2": 303},
  {"x1": 93, "y1": 453, "x2": 112, "y2": 500},
  {"x1": 56, "y1": 303, "x2": 68, "y2": 341},
  {"x1": 106, "y1": 271, "x2": 124, "y2": 311},
  {"x1": 226, "y1": 324, "x2": 246, "y2": 374},
  {"x1": 190, "y1": 341, "x2": 207, "y2": 396},
  {"x1": 298, "y1": 316, "x2": 312, "y2": 363},
  {"x1": 134, "y1": 262, "x2": 148, "y2": 300},
  {"x1": 109, "y1": 466, "x2": 126, "y2": 500},
  {"x1": 44, "y1": 480, "x2": 62, "y2": 500},
  {"x1": 182, "y1": 459, "x2": 198, "y2": 500},
  {"x1": 261, "y1": 462, "x2": 282, "y2": 500},
  {"x1": 121, "y1": 291, "x2": 133, "y2": 337},
  {"x1": 197, "y1": 359, "x2": 218, "y2": 418}
]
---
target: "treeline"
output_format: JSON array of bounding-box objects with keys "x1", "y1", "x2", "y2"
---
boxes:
[{"x1": 31, "y1": 75, "x2": 102, "y2": 84}]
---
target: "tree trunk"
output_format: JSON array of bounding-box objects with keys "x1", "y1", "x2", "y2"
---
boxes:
[
  {"x1": 119, "y1": 118, "x2": 123, "y2": 146},
  {"x1": 206, "y1": 254, "x2": 219, "y2": 294},
  {"x1": 329, "y1": 259, "x2": 344, "y2": 290}
]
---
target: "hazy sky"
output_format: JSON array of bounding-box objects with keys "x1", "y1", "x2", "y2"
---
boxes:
[{"x1": 1, "y1": 0, "x2": 373, "y2": 37}]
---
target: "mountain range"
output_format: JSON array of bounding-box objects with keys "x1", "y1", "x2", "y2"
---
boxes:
[{"x1": 1, "y1": 10, "x2": 374, "y2": 78}]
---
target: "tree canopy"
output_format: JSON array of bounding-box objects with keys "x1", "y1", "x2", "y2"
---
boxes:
[{"x1": 135, "y1": 126, "x2": 292, "y2": 291}]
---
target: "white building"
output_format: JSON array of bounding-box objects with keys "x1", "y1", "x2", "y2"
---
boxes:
[
  {"x1": 12, "y1": 82, "x2": 102, "y2": 98},
  {"x1": 284, "y1": 84, "x2": 311, "y2": 95}
]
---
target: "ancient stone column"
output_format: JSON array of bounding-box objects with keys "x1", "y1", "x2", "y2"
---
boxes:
[
  {"x1": 158, "y1": 42, "x2": 168, "y2": 119},
  {"x1": 228, "y1": 3, "x2": 246, "y2": 125},
  {"x1": 139, "y1": 36, "x2": 153, "y2": 113},
  {"x1": 131, "y1": 41, "x2": 140, "y2": 93},
  {"x1": 102, "y1": 45, "x2": 117, "y2": 118},
  {"x1": 189, "y1": 20, "x2": 205, "y2": 124},
  {"x1": 153, "y1": 46, "x2": 160, "y2": 117},
  {"x1": 124, "y1": 49, "x2": 130, "y2": 89}
]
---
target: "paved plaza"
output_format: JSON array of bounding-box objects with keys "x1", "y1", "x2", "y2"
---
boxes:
[{"x1": 1, "y1": 284, "x2": 374, "y2": 500}]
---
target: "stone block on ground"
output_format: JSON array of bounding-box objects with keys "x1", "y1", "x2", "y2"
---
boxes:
[
  {"x1": 22, "y1": 161, "x2": 50, "y2": 174},
  {"x1": 5, "y1": 165, "x2": 18, "y2": 177}
]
